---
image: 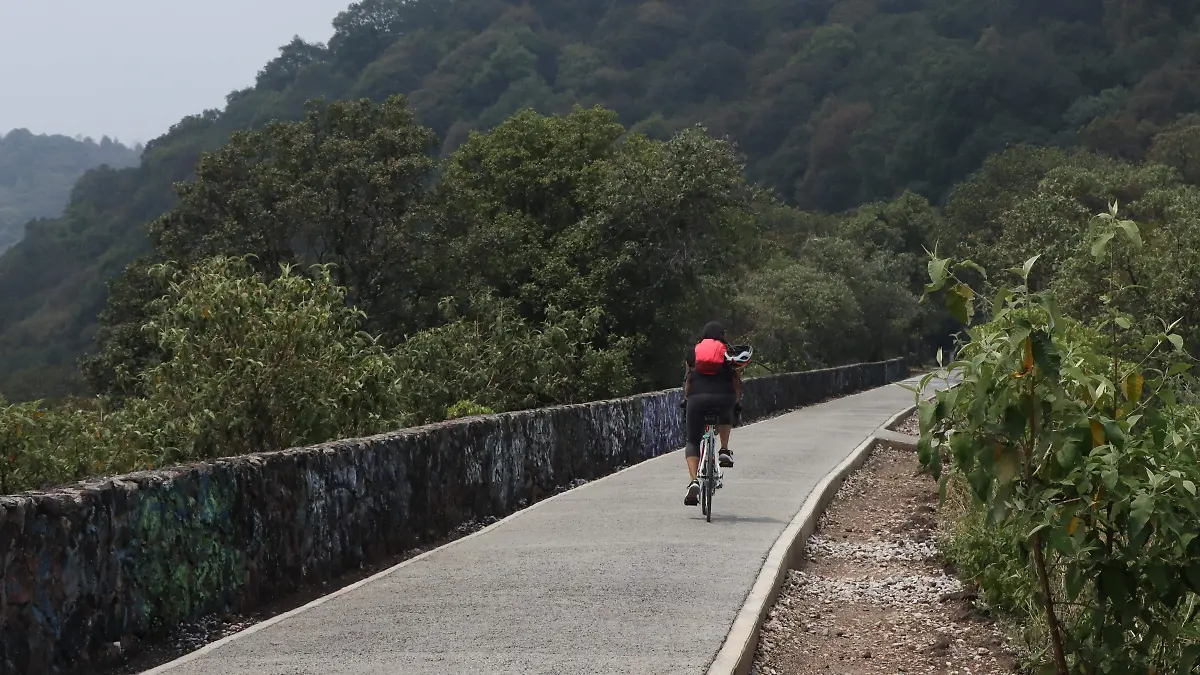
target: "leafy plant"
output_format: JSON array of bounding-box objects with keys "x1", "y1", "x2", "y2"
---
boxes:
[{"x1": 917, "y1": 205, "x2": 1200, "y2": 673}]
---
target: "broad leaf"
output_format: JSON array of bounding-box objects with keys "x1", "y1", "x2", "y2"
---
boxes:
[
  {"x1": 1021, "y1": 253, "x2": 1041, "y2": 282},
  {"x1": 1129, "y1": 492, "x2": 1154, "y2": 538},
  {"x1": 1123, "y1": 372, "x2": 1144, "y2": 403},
  {"x1": 995, "y1": 446, "x2": 1020, "y2": 485},
  {"x1": 1117, "y1": 221, "x2": 1142, "y2": 248},
  {"x1": 945, "y1": 281, "x2": 975, "y2": 325},
  {"x1": 1178, "y1": 644, "x2": 1200, "y2": 675},
  {"x1": 925, "y1": 256, "x2": 950, "y2": 293}
]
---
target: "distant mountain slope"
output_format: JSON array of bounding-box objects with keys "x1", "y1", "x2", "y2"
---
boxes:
[
  {"x1": 1, "y1": 0, "x2": 1199, "y2": 400},
  {"x1": 0, "y1": 129, "x2": 140, "y2": 253}
]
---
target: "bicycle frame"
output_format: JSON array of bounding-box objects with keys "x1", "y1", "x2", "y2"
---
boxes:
[{"x1": 697, "y1": 419, "x2": 723, "y2": 522}]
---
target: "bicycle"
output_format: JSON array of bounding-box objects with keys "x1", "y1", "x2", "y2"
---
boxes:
[{"x1": 696, "y1": 411, "x2": 723, "y2": 522}]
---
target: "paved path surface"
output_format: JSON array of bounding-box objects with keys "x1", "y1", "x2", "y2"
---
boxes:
[{"x1": 151, "y1": 376, "x2": 936, "y2": 675}]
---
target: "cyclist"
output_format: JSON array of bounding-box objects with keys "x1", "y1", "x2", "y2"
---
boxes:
[{"x1": 682, "y1": 321, "x2": 741, "y2": 506}]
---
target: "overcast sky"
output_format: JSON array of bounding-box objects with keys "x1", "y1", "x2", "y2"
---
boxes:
[{"x1": 0, "y1": 0, "x2": 353, "y2": 145}]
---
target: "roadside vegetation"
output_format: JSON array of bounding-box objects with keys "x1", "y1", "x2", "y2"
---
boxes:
[{"x1": 919, "y1": 204, "x2": 1200, "y2": 673}]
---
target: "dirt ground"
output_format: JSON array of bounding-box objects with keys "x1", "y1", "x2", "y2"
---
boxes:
[{"x1": 750, "y1": 415, "x2": 1018, "y2": 675}]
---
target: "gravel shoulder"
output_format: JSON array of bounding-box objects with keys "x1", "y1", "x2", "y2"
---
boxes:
[{"x1": 750, "y1": 413, "x2": 1018, "y2": 674}]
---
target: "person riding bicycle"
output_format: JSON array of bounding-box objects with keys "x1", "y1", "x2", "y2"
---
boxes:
[{"x1": 682, "y1": 321, "x2": 741, "y2": 506}]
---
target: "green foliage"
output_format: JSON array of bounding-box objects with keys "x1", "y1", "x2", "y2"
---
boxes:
[
  {"x1": 393, "y1": 293, "x2": 636, "y2": 424},
  {"x1": 732, "y1": 256, "x2": 865, "y2": 371},
  {"x1": 733, "y1": 192, "x2": 938, "y2": 371},
  {"x1": 444, "y1": 400, "x2": 496, "y2": 420},
  {"x1": 0, "y1": 256, "x2": 407, "y2": 492},
  {"x1": 84, "y1": 95, "x2": 445, "y2": 399},
  {"x1": 4, "y1": 0, "x2": 1200, "y2": 399},
  {"x1": 151, "y1": 95, "x2": 443, "y2": 330},
  {"x1": 0, "y1": 129, "x2": 140, "y2": 253},
  {"x1": 939, "y1": 143, "x2": 1200, "y2": 356},
  {"x1": 82, "y1": 96, "x2": 446, "y2": 398},
  {"x1": 918, "y1": 209, "x2": 1200, "y2": 673},
  {"x1": 80, "y1": 258, "x2": 171, "y2": 401},
  {"x1": 0, "y1": 254, "x2": 643, "y2": 493},
  {"x1": 0, "y1": 396, "x2": 101, "y2": 495},
  {"x1": 86, "y1": 103, "x2": 773, "y2": 401},
  {"x1": 0, "y1": 99, "x2": 927, "y2": 492},
  {"x1": 937, "y1": 476, "x2": 1036, "y2": 618},
  {"x1": 130, "y1": 256, "x2": 405, "y2": 462},
  {"x1": 417, "y1": 106, "x2": 766, "y2": 387}
]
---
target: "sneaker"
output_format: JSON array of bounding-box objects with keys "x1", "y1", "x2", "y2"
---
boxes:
[
  {"x1": 684, "y1": 480, "x2": 700, "y2": 506},
  {"x1": 719, "y1": 448, "x2": 734, "y2": 468}
]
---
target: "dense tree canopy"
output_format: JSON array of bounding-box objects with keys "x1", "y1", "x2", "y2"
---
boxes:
[
  {"x1": 0, "y1": 97, "x2": 936, "y2": 493},
  {"x1": 3, "y1": 0, "x2": 1200, "y2": 399},
  {"x1": 83, "y1": 100, "x2": 784, "y2": 401},
  {"x1": 937, "y1": 116, "x2": 1200, "y2": 353},
  {"x1": 0, "y1": 129, "x2": 139, "y2": 253}
]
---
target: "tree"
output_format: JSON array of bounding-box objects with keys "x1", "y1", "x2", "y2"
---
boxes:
[
  {"x1": 350, "y1": 31, "x2": 442, "y2": 102},
  {"x1": 1147, "y1": 114, "x2": 1200, "y2": 184},
  {"x1": 256, "y1": 37, "x2": 329, "y2": 91},
  {"x1": 151, "y1": 95, "x2": 444, "y2": 336},
  {"x1": 0, "y1": 129, "x2": 140, "y2": 253},
  {"x1": 732, "y1": 258, "x2": 865, "y2": 370},
  {"x1": 441, "y1": 106, "x2": 761, "y2": 387},
  {"x1": 9, "y1": 0, "x2": 1200, "y2": 400},
  {"x1": 80, "y1": 257, "x2": 170, "y2": 400},
  {"x1": 127, "y1": 256, "x2": 405, "y2": 462},
  {"x1": 328, "y1": 0, "x2": 442, "y2": 71},
  {"x1": 392, "y1": 292, "x2": 636, "y2": 423},
  {"x1": 439, "y1": 105, "x2": 627, "y2": 303},
  {"x1": 920, "y1": 227, "x2": 1200, "y2": 672},
  {"x1": 85, "y1": 96, "x2": 445, "y2": 397}
]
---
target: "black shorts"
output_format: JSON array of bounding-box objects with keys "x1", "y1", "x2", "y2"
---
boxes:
[{"x1": 685, "y1": 392, "x2": 735, "y2": 457}]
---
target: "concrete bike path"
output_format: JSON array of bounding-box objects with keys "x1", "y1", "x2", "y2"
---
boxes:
[{"x1": 148, "y1": 377, "x2": 930, "y2": 675}]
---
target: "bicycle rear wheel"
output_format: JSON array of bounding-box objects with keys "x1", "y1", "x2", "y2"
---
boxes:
[{"x1": 701, "y1": 432, "x2": 714, "y2": 522}]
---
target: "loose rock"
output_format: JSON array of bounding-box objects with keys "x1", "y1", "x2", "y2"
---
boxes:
[{"x1": 749, "y1": 421, "x2": 1017, "y2": 675}]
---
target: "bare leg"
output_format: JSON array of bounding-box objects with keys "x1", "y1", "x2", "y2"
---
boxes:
[
  {"x1": 687, "y1": 455, "x2": 699, "y2": 480},
  {"x1": 718, "y1": 424, "x2": 732, "y2": 449}
]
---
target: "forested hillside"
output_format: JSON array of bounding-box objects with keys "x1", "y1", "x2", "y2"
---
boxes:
[
  {"x1": 0, "y1": 130, "x2": 139, "y2": 253},
  {"x1": 2, "y1": 0, "x2": 1199, "y2": 399},
  {"x1": 0, "y1": 98, "x2": 941, "y2": 493},
  {"x1": 6, "y1": 6, "x2": 1200, "y2": 665}
]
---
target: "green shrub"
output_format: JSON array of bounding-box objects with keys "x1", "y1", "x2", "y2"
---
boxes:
[
  {"x1": 0, "y1": 257, "x2": 639, "y2": 493},
  {"x1": 918, "y1": 205, "x2": 1200, "y2": 673},
  {"x1": 393, "y1": 292, "x2": 636, "y2": 425},
  {"x1": 125, "y1": 256, "x2": 407, "y2": 463},
  {"x1": 938, "y1": 476, "x2": 1035, "y2": 616}
]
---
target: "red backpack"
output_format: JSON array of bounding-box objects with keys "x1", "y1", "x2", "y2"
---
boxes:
[{"x1": 694, "y1": 339, "x2": 727, "y2": 375}]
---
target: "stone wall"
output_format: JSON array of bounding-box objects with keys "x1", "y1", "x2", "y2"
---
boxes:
[{"x1": 0, "y1": 359, "x2": 905, "y2": 674}]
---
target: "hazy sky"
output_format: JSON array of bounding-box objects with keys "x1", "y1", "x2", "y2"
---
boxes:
[{"x1": 0, "y1": 0, "x2": 353, "y2": 145}]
